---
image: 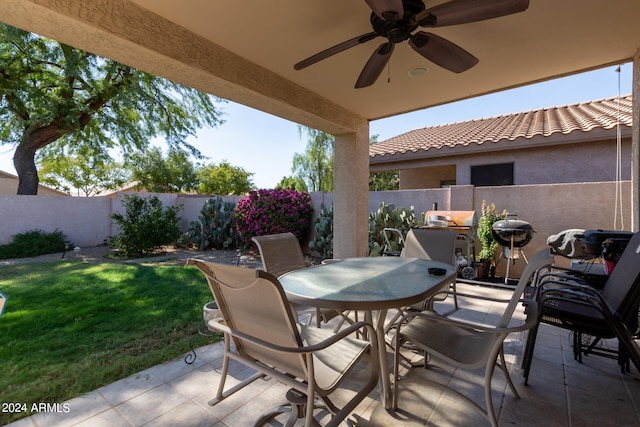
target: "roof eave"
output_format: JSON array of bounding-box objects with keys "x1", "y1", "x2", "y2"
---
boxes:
[{"x1": 369, "y1": 126, "x2": 632, "y2": 167}]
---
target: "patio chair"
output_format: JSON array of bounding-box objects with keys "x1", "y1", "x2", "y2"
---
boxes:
[
  {"x1": 186, "y1": 259, "x2": 379, "y2": 427},
  {"x1": 252, "y1": 232, "x2": 346, "y2": 327},
  {"x1": 392, "y1": 248, "x2": 554, "y2": 427},
  {"x1": 382, "y1": 227, "x2": 405, "y2": 257},
  {"x1": 402, "y1": 228, "x2": 459, "y2": 310},
  {"x1": 522, "y1": 232, "x2": 640, "y2": 384}
]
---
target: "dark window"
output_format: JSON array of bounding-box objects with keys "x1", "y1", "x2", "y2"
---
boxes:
[{"x1": 470, "y1": 163, "x2": 514, "y2": 186}]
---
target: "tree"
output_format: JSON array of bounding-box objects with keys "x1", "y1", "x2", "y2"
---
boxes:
[
  {"x1": 39, "y1": 150, "x2": 128, "y2": 196},
  {"x1": 276, "y1": 176, "x2": 308, "y2": 192},
  {"x1": 369, "y1": 170, "x2": 400, "y2": 191},
  {"x1": 291, "y1": 126, "x2": 334, "y2": 192},
  {"x1": 126, "y1": 147, "x2": 198, "y2": 193},
  {"x1": 368, "y1": 133, "x2": 399, "y2": 191},
  {"x1": 197, "y1": 160, "x2": 255, "y2": 195},
  {"x1": 0, "y1": 23, "x2": 224, "y2": 195}
]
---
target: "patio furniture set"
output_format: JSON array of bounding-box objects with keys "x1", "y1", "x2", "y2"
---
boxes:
[{"x1": 187, "y1": 228, "x2": 640, "y2": 426}]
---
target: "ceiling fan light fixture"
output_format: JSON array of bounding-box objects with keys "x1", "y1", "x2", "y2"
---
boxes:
[
  {"x1": 408, "y1": 66, "x2": 429, "y2": 77},
  {"x1": 365, "y1": 0, "x2": 404, "y2": 19},
  {"x1": 294, "y1": 0, "x2": 530, "y2": 87}
]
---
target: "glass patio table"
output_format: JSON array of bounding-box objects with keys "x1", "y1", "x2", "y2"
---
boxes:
[{"x1": 279, "y1": 256, "x2": 457, "y2": 409}]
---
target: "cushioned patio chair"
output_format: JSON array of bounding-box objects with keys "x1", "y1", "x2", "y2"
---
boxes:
[
  {"x1": 522, "y1": 232, "x2": 640, "y2": 383},
  {"x1": 252, "y1": 232, "x2": 346, "y2": 327},
  {"x1": 187, "y1": 259, "x2": 379, "y2": 427},
  {"x1": 392, "y1": 248, "x2": 554, "y2": 427}
]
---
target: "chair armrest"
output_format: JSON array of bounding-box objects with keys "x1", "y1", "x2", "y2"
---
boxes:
[
  {"x1": 401, "y1": 300, "x2": 539, "y2": 335},
  {"x1": 208, "y1": 318, "x2": 375, "y2": 354}
]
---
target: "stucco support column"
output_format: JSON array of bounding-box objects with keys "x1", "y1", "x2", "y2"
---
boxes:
[
  {"x1": 633, "y1": 49, "x2": 640, "y2": 232},
  {"x1": 333, "y1": 123, "x2": 370, "y2": 258}
]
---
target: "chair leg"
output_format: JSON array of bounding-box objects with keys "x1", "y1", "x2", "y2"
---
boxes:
[
  {"x1": 573, "y1": 331, "x2": 583, "y2": 363},
  {"x1": 522, "y1": 324, "x2": 540, "y2": 386},
  {"x1": 253, "y1": 389, "x2": 324, "y2": 427},
  {"x1": 484, "y1": 356, "x2": 500, "y2": 427},
  {"x1": 498, "y1": 347, "x2": 520, "y2": 399},
  {"x1": 451, "y1": 281, "x2": 459, "y2": 310},
  {"x1": 209, "y1": 334, "x2": 265, "y2": 406}
]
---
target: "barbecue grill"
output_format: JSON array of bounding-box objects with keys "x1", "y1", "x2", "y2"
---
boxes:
[
  {"x1": 492, "y1": 218, "x2": 535, "y2": 283},
  {"x1": 424, "y1": 210, "x2": 478, "y2": 279},
  {"x1": 492, "y1": 219, "x2": 534, "y2": 247}
]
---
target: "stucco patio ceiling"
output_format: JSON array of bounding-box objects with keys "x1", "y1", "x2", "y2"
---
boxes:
[{"x1": 1, "y1": 0, "x2": 639, "y2": 134}]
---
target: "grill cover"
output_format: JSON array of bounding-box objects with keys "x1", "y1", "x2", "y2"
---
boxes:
[{"x1": 582, "y1": 229, "x2": 634, "y2": 256}]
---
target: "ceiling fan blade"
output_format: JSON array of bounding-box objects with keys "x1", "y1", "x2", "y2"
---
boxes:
[
  {"x1": 365, "y1": 0, "x2": 404, "y2": 21},
  {"x1": 415, "y1": 0, "x2": 529, "y2": 27},
  {"x1": 355, "y1": 42, "x2": 394, "y2": 89},
  {"x1": 294, "y1": 32, "x2": 379, "y2": 70},
  {"x1": 409, "y1": 31, "x2": 478, "y2": 73}
]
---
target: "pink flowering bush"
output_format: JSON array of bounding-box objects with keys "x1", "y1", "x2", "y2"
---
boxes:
[{"x1": 235, "y1": 188, "x2": 313, "y2": 246}]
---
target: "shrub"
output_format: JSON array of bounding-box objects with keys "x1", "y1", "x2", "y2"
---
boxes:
[
  {"x1": 309, "y1": 204, "x2": 333, "y2": 259},
  {"x1": 110, "y1": 195, "x2": 181, "y2": 258},
  {"x1": 178, "y1": 196, "x2": 238, "y2": 250},
  {"x1": 368, "y1": 202, "x2": 419, "y2": 256},
  {"x1": 477, "y1": 200, "x2": 508, "y2": 262},
  {"x1": 235, "y1": 188, "x2": 313, "y2": 246},
  {"x1": 0, "y1": 229, "x2": 69, "y2": 259}
]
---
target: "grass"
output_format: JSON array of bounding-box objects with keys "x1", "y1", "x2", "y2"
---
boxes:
[{"x1": 0, "y1": 259, "x2": 217, "y2": 425}]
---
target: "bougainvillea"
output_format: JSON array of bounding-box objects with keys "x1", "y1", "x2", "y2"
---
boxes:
[{"x1": 234, "y1": 188, "x2": 313, "y2": 246}]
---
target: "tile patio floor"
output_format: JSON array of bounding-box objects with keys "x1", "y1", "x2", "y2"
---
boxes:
[{"x1": 6, "y1": 282, "x2": 640, "y2": 427}]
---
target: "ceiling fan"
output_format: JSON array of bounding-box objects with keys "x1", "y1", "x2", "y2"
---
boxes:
[{"x1": 294, "y1": 0, "x2": 530, "y2": 88}]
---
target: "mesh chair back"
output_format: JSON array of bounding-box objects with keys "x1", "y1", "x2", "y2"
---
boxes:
[
  {"x1": 190, "y1": 260, "x2": 308, "y2": 379},
  {"x1": 252, "y1": 232, "x2": 306, "y2": 277},
  {"x1": 401, "y1": 229, "x2": 458, "y2": 264},
  {"x1": 600, "y1": 232, "x2": 640, "y2": 323}
]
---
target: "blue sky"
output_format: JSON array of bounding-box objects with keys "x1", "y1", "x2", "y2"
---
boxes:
[{"x1": 0, "y1": 63, "x2": 632, "y2": 189}]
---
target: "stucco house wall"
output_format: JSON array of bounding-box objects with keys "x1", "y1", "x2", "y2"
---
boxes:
[
  {"x1": 0, "y1": 170, "x2": 70, "y2": 196},
  {"x1": 399, "y1": 137, "x2": 631, "y2": 189}
]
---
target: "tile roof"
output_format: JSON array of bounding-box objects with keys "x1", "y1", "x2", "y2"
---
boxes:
[{"x1": 370, "y1": 95, "x2": 633, "y2": 160}]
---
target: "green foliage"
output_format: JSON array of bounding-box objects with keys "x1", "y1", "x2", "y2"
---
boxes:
[
  {"x1": 0, "y1": 229, "x2": 69, "y2": 259},
  {"x1": 369, "y1": 170, "x2": 400, "y2": 191},
  {"x1": 368, "y1": 202, "x2": 419, "y2": 256},
  {"x1": 0, "y1": 261, "x2": 211, "y2": 425},
  {"x1": 38, "y1": 150, "x2": 128, "y2": 196},
  {"x1": 276, "y1": 175, "x2": 309, "y2": 192},
  {"x1": 309, "y1": 204, "x2": 333, "y2": 259},
  {"x1": 179, "y1": 197, "x2": 238, "y2": 250},
  {"x1": 196, "y1": 160, "x2": 255, "y2": 195},
  {"x1": 235, "y1": 188, "x2": 313, "y2": 247},
  {"x1": 368, "y1": 134, "x2": 399, "y2": 191},
  {"x1": 126, "y1": 147, "x2": 198, "y2": 193},
  {"x1": 109, "y1": 195, "x2": 181, "y2": 257},
  {"x1": 292, "y1": 126, "x2": 334, "y2": 192},
  {"x1": 477, "y1": 200, "x2": 509, "y2": 262},
  {"x1": 0, "y1": 23, "x2": 224, "y2": 195}
]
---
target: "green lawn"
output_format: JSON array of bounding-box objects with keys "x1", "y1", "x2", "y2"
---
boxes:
[{"x1": 0, "y1": 260, "x2": 217, "y2": 425}]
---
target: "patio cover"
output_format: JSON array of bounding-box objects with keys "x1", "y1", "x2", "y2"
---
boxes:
[{"x1": 1, "y1": 0, "x2": 639, "y2": 256}]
